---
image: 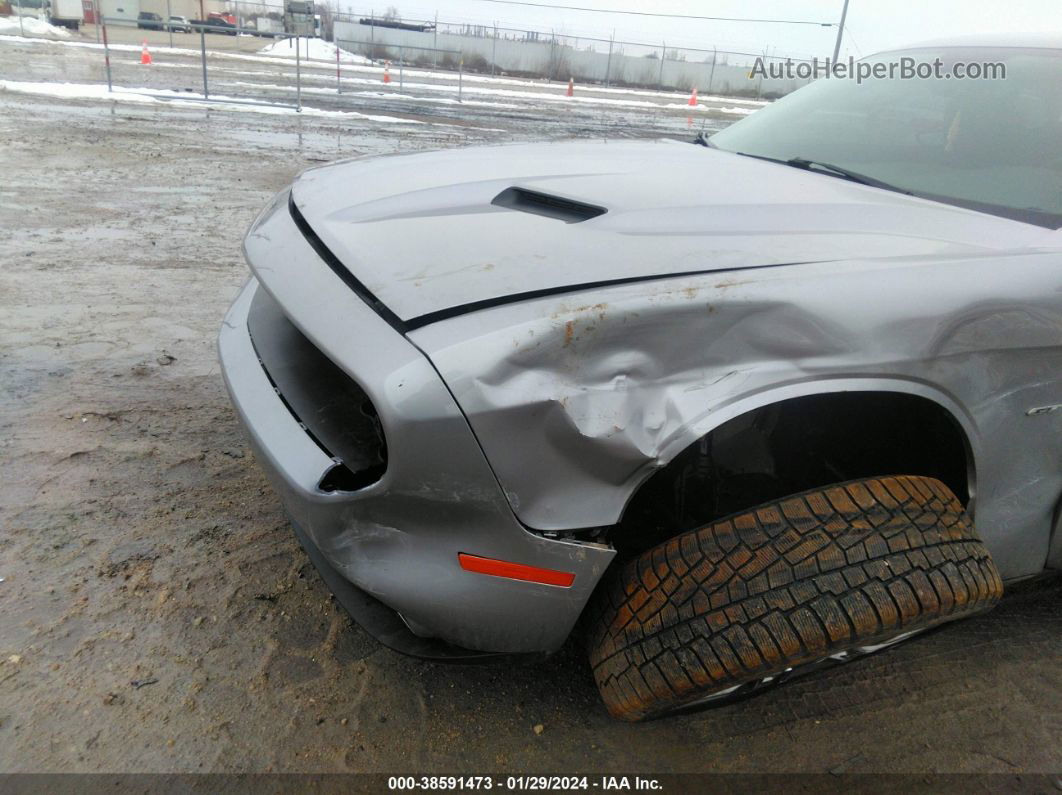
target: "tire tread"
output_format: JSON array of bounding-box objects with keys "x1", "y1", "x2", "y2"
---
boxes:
[{"x1": 588, "y1": 475, "x2": 1003, "y2": 721}]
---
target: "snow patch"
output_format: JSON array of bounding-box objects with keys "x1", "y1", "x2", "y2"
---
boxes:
[
  {"x1": 0, "y1": 15, "x2": 72, "y2": 38},
  {"x1": 257, "y1": 37, "x2": 372, "y2": 66},
  {"x1": 664, "y1": 102, "x2": 756, "y2": 115}
]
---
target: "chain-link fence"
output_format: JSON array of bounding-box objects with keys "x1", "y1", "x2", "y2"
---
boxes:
[
  {"x1": 1, "y1": 3, "x2": 806, "y2": 111},
  {"x1": 4, "y1": 1, "x2": 811, "y2": 98},
  {"x1": 92, "y1": 16, "x2": 312, "y2": 110},
  {"x1": 336, "y1": 38, "x2": 464, "y2": 98},
  {"x1": 335, "y1": 11, "x2": 812, "y2": 99},
  {"x1": 81, "y1": 18, "x2": 474, "y2": 111}
]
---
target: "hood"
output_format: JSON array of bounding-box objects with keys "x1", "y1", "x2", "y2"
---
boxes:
[{"x1": 290, "y1": 139, "x2": 1043, "y2": 326}]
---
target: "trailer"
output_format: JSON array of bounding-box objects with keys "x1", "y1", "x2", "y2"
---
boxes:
[{"x1": 47, "y1": 0, "x2": 83, "y2": 29}]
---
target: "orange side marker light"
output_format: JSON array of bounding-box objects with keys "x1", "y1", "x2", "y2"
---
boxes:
[{"x1": 458, "y1": 553, "x2": 575, "y2": 587}]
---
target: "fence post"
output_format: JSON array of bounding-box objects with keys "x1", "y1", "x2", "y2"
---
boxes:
[
  {"x1": 707, "y1": 47, "x2": 716, "y2": 95},
  {"x1": 604, "y1": 35, "x2": 613, "y2": 87},
  {"x1": 658, "y1": 41, "x2": 665, "y2": 89},
  {"x1": 296, "y1": 35, "x2": 302, "y2": 111},
  {"x1": 200, "y1": 27, "x2": 208, "y2": 99},
  {"x1": 399, "y1": 46, "x2": 403, "y2": 90},
  {"x1": 102, "y1": 17, "x2": 112, "y2": 91},
  {"x1": 336, "y1": 39, "x2": 341, "y2": 94},
  {"x1": 491, "y1": 23, "x2": 496, "y2": 76},
  {"x1": 432, "y1": 12, "x2": 437, "y2": 69},
  {"x1": 756, "y1": 47, "x2": 765, "y2": 100},
  {"x1": 16, "y1": 0, "x2": 24, "y2": 36},
  {"x1": 458, "y1": 57, "x2": 463, "y2": 102},
  {"x1": 166, "y1": 0, "x2": 173, "y2": 49},
  {"x1": 369, "y1": 10, "x2": 374, "y2": 42}
]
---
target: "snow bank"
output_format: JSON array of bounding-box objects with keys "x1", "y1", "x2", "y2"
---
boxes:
[
  {"x1": 715, "y1": 106, "x2": 756, "y2": 116},
  {"x1": 662, "y1": 101, "x2": 756, "y2": 115},
  {"x1": 0, "y1": 15, "x2": 72, "y2": 38},
  {"x1": 0, "y1": 79, "x2": 423, "y2": 122},
  {"x1": 257, "y1": 37, "x2": 372, "y2": 66}
]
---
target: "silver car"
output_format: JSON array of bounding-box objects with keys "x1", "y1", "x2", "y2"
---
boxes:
[
  {"x1": 168, "y1": 15, "x2": 192, "y2": 33},
  {"x1": 220, "y1": 35, "x2": 1061, "y2": 720}
]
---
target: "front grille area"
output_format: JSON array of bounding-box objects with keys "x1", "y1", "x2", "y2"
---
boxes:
[{"x1": 247, "y1": 285, "x2": 387, "y2": 492}]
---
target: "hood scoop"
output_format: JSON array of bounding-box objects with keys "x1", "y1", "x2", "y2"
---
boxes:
[{"x1": 491, "y1": 187, "x2": 607, "y2": 224}]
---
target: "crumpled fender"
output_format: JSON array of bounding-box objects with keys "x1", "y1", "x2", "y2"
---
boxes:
[{"x1": 410, "y1": 251, "x2": 1062, "y2": 583}]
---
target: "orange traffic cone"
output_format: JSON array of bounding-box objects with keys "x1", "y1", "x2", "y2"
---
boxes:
[
  {"x1": 140, "y1": 41, "x2": 152, "y2": 65},
  {"x1": 688, "y1": 87, "x2": 698, "y2": 106},
  {"x1": 566, "y1": 77, "x2": 574, "y2": 97},
  {"x1": 383, "y1": 61, "x2": 391, "y2": 83}
]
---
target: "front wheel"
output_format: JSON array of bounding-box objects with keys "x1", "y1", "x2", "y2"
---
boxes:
[{"x1": 587, "y1": 475, "x2": 1003, "y2": 721}]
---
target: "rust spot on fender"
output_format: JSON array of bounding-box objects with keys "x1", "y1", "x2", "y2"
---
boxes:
[{"x1": 564, "y1": 320, "x2": 575, "y2": 347}]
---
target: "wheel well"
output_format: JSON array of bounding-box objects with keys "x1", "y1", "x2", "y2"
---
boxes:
[{"x1": 609, "y1": 392, "x2": 972, "y2": 558}]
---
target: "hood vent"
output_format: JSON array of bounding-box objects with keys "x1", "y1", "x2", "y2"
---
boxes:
[{"x1": 491, "y1": 187, "x2": 606, "y2": 223}]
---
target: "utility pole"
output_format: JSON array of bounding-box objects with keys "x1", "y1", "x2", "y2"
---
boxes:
[{"x1": 831, "y1": 0, "x2": 850, "y2": 63}]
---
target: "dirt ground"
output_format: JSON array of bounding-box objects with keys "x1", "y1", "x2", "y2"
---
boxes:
[{"x1": 0, "y1": 39, "x2": 1061, "y2": 779}]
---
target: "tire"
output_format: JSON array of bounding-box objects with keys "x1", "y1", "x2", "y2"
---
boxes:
[{"x1": 587, "y1": 475, "x2": 1003, "y2": 721}]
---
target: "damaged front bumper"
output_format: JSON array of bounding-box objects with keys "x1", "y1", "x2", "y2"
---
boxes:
[{"x1": 217, "y1": 193, "x2": 613, "y2": 656}]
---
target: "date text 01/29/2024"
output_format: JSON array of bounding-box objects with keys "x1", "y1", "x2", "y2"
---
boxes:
[{"x1": 387, "y1": 776, "x2": 663, "y2": 791}]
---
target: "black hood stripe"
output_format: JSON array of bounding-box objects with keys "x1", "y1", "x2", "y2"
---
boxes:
[
  {"x1": 289, "y1": 193, "x2": 408, "y2": 334},
  {"x1": 403, "y1": 259, "x2": 825, "y2": 330},
  {"x1": 291, "y1": 192, "x2": 824, "y2": 333}
]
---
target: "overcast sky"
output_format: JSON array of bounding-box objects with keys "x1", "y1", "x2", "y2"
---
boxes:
[{"x1": 349, "y1": 0, "x2": 1061, "y2": 59}]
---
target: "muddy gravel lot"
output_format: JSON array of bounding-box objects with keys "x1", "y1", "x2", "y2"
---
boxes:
[{"x1": 1, "y1": 37, "x2": 1061, "y2": 780}]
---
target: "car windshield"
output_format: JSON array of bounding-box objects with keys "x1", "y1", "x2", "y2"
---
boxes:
[{"x1": 710, "y1": 46, "x2": 1062, "y2": 228}]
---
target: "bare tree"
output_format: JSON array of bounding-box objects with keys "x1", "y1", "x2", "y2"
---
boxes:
[{"x1": 381, "y1": 5, "x2": 399, "y2": 21}]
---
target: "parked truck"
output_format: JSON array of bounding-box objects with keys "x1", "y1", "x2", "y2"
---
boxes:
[
  {"x1": 190, "y1": 12, "x2": 237, "y2": 34},
  {"x1": 47, "y1": 0, "x2": 83, "y2": 30}
]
